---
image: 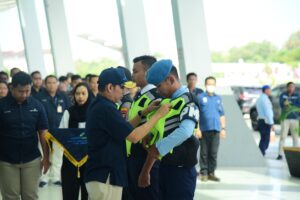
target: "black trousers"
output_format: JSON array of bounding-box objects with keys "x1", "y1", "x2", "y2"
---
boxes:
[
  {"x1": 126, "y1": 156, "x2": 160, "y2": 200},
  {"x1": 61, "y1": 156, "x2": 88, "y2": 200},
  {"x1": 258, "y1": 119, "x2": 271, "y2": 156},
  {"x1": 200, "y1": 131, "x2": 220, "y2": 175}
]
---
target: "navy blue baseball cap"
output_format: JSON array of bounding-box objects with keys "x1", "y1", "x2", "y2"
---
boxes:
[
  {"x1": 262, "y1": 85, "x2": 271, "y2": 92},
  {"x1": 146, "y1": 59, "x2": 173, "y2": 86},
  {"x1": 98, "y1": 67, "x2": 128, "y2": 89}
]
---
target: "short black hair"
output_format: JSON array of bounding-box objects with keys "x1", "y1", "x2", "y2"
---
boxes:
[
  {"x1": 186, "y1": 72, "x2": 197, "y2": 81},
  {"x1": 169, "y1": 66, "x2": 179, "y2": 80},
  {"x1": 89, "y1": 74, "x2": 98, "y2": 82},
  {"x1": 0, "y1": 71, "x2": 8, "y2": 77},
  {"x1": 58, "y1": 76, "x2": 68, "y2": 82},
  {"x1": 12, "y1": 72, "x2": 32, "y2": 87},
  {"x1": 30, "y1": 71, "x2": 41, "y2": 77},
  {"x1": 205, "y1": 76, "x2": 216, "y2": 84},
  {"x1": 71, "y1": 74, "x2": 81, "y2": 82},
  {"x1": 287, "y1": 82, "x2": 294, "y2": 87},
  {"x1": 45, "y1": 75, "x2": 57, "y2": 83},
  {"x1": 133, "y1": 55, "x2": 157, "y2": 70}
]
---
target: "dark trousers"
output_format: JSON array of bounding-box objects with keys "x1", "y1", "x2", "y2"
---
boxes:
[
  {"x1": 61, "y1": 156, "x2": 88, "y2": 200},
  {"x1": 126, "y1": 156, "x2": 160, "y2": 200},
  {"x1": 200, "y1": 131, "x2": 220, "y2": 175},
  {"x1": 258, "y1": 119, "x2": 271, "y2": 156},
  {"x1": 159, "y1": 164, "x2": 197, "y2": 200}
]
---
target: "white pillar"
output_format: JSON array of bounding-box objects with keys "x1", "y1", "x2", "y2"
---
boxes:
[
  {"x1": 0, "y1": 45, "x2": 4, "y2": 71},
  {"x1": 171, "y1": 0, "x2": 211, "y2": 85},
  {"x1": 116, "y1": 0, "x2": 150, "y2": 70},
  {"x1": 173, "y1": 0, "x2": 265, "y2": 167},
  {"x1": 17, "y1": 0, "x2": 46, "y2": 76},
  {"x1": 44, "y1": 0, "x2": 74, "y2": 76}
]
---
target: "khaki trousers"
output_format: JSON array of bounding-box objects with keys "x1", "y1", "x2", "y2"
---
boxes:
[
  {"x1": 279, "y1": 119, "x2": 299, "y2": 155},
  {"x1": 85, "y1": 178, "x2": 123, "y2": 200},
  {"x1": 0, "y1": 158, "x2": 41, "y2": 200}
]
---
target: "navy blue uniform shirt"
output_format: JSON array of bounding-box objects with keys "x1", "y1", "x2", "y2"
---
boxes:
[
  {"x1": 0, "y1": 95, "x2": 48, "y2": 164},
  {"x1": 279, "y1": 92, "x2": 300, "y2": 119},
  {"x1": 198, "y1": 92, "x2": 225, "y2": 132},
  {"x1": 85, "y1": 95, "x2": 133, "y2": 187},
  {"x1": 35, "y1": 90, "x2": 71, "y2": 129}
]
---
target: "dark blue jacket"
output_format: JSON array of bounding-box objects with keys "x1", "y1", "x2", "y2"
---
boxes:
[{"x1": 279, "y1": 92, "x2": 300, "y2": 119}]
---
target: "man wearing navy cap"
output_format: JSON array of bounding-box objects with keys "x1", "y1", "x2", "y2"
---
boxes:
[
  {"x1": 138, "y1": 60, "x2": 200, "y2": 200},
  {"x1": 84, "y1": 67, "x2": 171, "y2": 200},
  {"x1": 256, "y1": 85, "x2": 274, "y2": 156}
]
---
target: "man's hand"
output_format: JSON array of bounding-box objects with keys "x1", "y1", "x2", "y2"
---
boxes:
[
  {"x1": 220, "y1": 129, "x2": 226, "y2": 139},
  {"x1": 143, "y1": 99, "x2": 161, "y2": 116},
  {"x1": 156, "y1": 103, "x2": 172, "y2": 118},
  {"x1": 195, "y1": 128, "x2": 202, "y2": 139},
  {"x1": 271, "y1": 125, "x2": 275, "y2": 132},
  {"x1": 41, "y1": 158, "x2": 50, "y2": 174},
  {"x1": 138, "y1": 171, "x2": 150, "y2": 188}
]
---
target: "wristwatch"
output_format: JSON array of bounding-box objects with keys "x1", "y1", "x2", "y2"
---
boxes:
[{"x1": 221, "y1": 127, "x2": 226, "y2": 130}]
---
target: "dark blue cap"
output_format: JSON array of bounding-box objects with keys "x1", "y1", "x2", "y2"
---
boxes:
[
  {"x1": 146, "y1": 59, "x2": 173, "y2": 86},
  {"x1": 98, "y1": 67, "x2": 127, "y2": 89},
  {"x1": 262, "y1": 85, "x2": 271, "y2": 91}
]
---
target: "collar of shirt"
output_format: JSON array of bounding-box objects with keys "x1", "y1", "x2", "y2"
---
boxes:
[
  {"x1": 8, "y1": 93, "x2": 30, "y2": 105},
  {"x1": 98, "y1": 94, "x2": 117, "y2": 107},
  {"x1": 171, "y1": 86, "x2": 188, "y2": 100},
  {"x1": 141, "y1": 84, "x2": 156, "y2": 95},
  {"x1": 204, "y1": 91, "x2": 216, "y2": 97}
]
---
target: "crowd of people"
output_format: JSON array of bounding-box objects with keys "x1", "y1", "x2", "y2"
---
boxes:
[{"x1": 0, "y1": 55, "x2": 227, "y2": 200}]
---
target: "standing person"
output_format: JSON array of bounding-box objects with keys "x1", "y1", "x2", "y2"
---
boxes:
[
  {"x1": 31, "y1": 71, "x2": 45, "y2": 99},
  {"x1": 0, "y1": 81, "x2": 9, "y2": 99},
  {"x1": 84, "y1": 67, "x2": 171, "y2": 200},
  {"x1": 36, "y1": 75, "x2": 72, "y2": 187},
  {"x1": 88, "y1": 74, "x2": 99, "y2": 98},
  {"x1": 277, "y1": 82, "x2": 300, "y2": 160},
  {"x1": 59, "y1": 83, "x2": 92, "y2": 200},
  {"x1": 0, "y1": 72, "x2": 50, "y2": 200},
  {"x1": 126, "y1": 55, "x2": 161, "y2": 200},
  {"x1": 71, "y1": 75, "x2": 82, "y2": 91},
  {"x1": 138, "y1": 60, "x2": 200, "y2": 200},
  {"x1": 256, "y1": 85, "x2": 274, "y2": 156},
  {"x1": 186, "y1": 72, "x2": 203, "y2": 98},
  {"x1": 198, "y1": 76, "x2": 226, "y2": 182}
]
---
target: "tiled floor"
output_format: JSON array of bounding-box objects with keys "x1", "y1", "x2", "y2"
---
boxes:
[{"x1": 1, "y1": 120, "x2": 300, "y2": 200}]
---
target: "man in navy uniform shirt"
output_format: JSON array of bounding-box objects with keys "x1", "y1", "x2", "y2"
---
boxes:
[
  {"x1": 0, "y1": 72, "x2": 50, "y2": 200},
  {"x1": 198, "y1": 76, "x2": 226, "y2": 182},
  {"x1": 35, "y1": 75, "x2": 72, "y2": 187},
  {"x1": 277, "y1": 82, "x2": 300, "y2": 160},
  {"x1": 84, "y1": 67, "x2": 171, "y2": 200}
]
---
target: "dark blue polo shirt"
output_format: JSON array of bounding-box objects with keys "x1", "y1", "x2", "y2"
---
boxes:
[
  {"x1": 279, "y1": 92, "x2": 300, "y2": 119},
  {"x1": 198, "y1": 92, "x2": 225, "y2": 132},
  {"x1": 0, "y1": 95, "x2": 48, "y2": 164},
  {"x1": 85, "y1": 95, "x2": 133, "y2": 187},
  {"x1": 35, "y1": 90, "x2": 71, "y2": 129}
]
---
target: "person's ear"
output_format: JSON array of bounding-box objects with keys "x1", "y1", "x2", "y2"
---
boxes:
[
  {"x1": 106, "y1": 84, "x2": 113, "y2": 93},
  {"x1": 169, "y1": 75, "x2": 175, "y2": 85}
]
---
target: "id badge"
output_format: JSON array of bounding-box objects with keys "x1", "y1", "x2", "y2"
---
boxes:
[{"x1": 57, "y1": 105, "x2": 63, "y2": 113}]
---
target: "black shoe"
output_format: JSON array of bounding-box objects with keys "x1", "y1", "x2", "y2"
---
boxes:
[
  {"x1": 53, "y1": 181, "x2": 62, "y2": 186},
  {"x1": 39, "y1": 181, "x2": 48, "y2": 188},
  {"x1": 276, "y1": 155, "x2": 283, "y2": 160},
  {"x1": 208, "y1": 173, "x2": 220, "y2": 182}
]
